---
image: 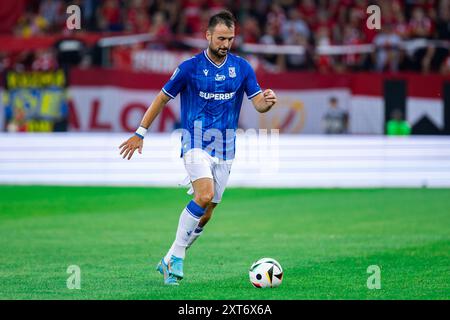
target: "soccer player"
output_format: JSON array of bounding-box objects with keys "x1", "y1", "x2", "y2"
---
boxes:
[{"x1": 119, "y1": 10, "x2": 277, "y2": 285}]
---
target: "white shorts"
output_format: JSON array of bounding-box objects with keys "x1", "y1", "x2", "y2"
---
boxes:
[{"x1": 180, "y1": 148, "x2": 233, "y2": 204}]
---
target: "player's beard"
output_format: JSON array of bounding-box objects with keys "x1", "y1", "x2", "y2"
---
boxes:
[{"x1": 209, "y1": 45, "x2": 228, "y2": 59}]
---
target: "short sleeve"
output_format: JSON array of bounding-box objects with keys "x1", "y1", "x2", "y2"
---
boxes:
[
  {"x1": 243, "y1": 60, "x2": 262, "y2": 100},
  {"x1": 162, "y1": 60, "x2": 191, "y2": 99}
]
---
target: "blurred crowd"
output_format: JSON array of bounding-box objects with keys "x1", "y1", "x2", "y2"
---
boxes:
[{"x1": 2, "y1": 0, "x2": 450, "y2": 74}]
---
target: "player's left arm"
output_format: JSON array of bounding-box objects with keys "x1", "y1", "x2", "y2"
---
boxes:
[{"x1": 251, "y1": 89, "x2": 277, "y2": 113}]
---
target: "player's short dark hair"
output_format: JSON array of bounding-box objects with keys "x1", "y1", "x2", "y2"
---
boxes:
[{"x1": 208, "y1": 10, "x2": 236, "y2": 31}]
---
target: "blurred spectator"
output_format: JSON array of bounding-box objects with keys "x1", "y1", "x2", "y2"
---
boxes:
[
  {"x1": 322, "y1": 96, "x2": 349, "y2": 134},
  {"x1": 434, "y1": 0, "x2": 450, "y2": 73},
  {"x1": 31, "y1": 48, "x2": 58, "y2": 71},
  {"x1": 98, "y1": 0, "x2": 124, "y2": 32},
  {"x1": 2, "y1": 0, "x2": 449, "y2": 74},
  {"x1": 178, "y1": 6, "x2": 208, "y2": 38},
  {"x1": 373, "y1": 23, "x2": 403, "y2": 72},
  {"x1": 298, "y1": 0, "x2": 317, "y2": 28},
  {"x1": 126, "y1": 0, "x2": 151, "y2": 33},
  {"x1": 281, "y1": 7, "x2": 310, "y2": 42},
  {"x1": 259, "y1": 23, "x2": 285, "y2": 72},
  {"x1": 436, "y1": 0, "x2": 450, "y2": 39},
  {"x1": 208, "y1": 0, "x2": 226, "y2": 16},
  {"x1": 280, "y1": 7, "x2": 312, "y2": 70},
  {"x1": 178, "y1": 0, "x2": 204, "y2": 35},
  {"x1": 0, "y1": 52, "x2": 9, "y2": 72},
  {"x1": 285, "y1": 31, "x2": 312, "y2": 70},
  {"x1": 393, "y1": 10, "x2": 410, "y2": 39},
  {"x1": 315, "y1": 25, "x2": 331, "y2": 47},
  {"x1": 38, "y1": 0, "x2": 65, "y2": 32},
  {"x1": 240, "y1": 16, "x2": 261, "y2": 44},
  {"x1": 277, "y1": 0, "x2": 296, "y2": 12},
  {"x1": 111, "y1": 44, "x2": 133, "y2": 70},
  {"x1": 312, "y1": 9, "x2": 335, "y2": 36},
  {"x1": 149, "y1": 11, "x2": 172, "y2": 37},
  {"x1": 441, "y1": 54, "x2": 450, "y2": 74},
  {"x1": 82, "y1": 0, "x2": 101, "y2": 31},
  {"x1": 11, "y1": 51, "x2": 35, "y2": 72},
  {"x1": 313, "y1": 20, "x2": 335, "y2": 73},
  {"x1": 341, "y1": 25, "x2": 365, "y2": 71},
  {"x1": 266, "y1": 2, "x2": 286, "y2": 36},
  {"x1": 408, "y1": 0, "x2": 437, "y2": 22},
  {"x1": 386, "y1": 109, "x2": 411, "y2": 136},
  {"x1": 6, "y1": 107, "x2": 27, "y2": 132},
  {"x1": 408, "y1": 6, "x2": 435, "y2": 73},
  {"x1": 158, "y1": 0, "x2": 181, "y2": 34},
  {"x1": 14, "y1": 9, "x2": 49, "y2": 37}
]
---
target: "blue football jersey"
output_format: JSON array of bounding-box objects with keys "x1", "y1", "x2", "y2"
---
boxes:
[{"x1": 162, "y1": 50, "x2": 262, "y2": 160}]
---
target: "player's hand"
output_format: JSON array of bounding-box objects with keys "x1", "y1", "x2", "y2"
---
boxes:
[
  {"x1": 263, "y1": 89, "x2": 277, "y2": 108},
  {"x1": 119, "y1": 135, "x2": 143, "y2": 160}
]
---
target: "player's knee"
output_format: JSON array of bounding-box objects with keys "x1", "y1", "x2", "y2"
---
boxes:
[{"x1": 196, "y1": 192, "x2": 214, "y2": 206}]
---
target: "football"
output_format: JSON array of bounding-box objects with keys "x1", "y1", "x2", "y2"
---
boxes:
[{"x1": 249, "y1": 257, "x2": 283, "y2": 288}]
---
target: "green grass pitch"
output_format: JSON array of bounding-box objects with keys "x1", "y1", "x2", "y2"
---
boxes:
[{"x1": 0, "y1": 186, "x2": 449, "y2": 300}]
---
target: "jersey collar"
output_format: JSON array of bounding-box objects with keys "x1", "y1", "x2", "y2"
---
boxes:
[{"x1": 204, "y1": 50, "x2": 228, "y2": 68}]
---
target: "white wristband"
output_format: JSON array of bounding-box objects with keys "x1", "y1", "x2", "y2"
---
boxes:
[{"x1": 135, "y1": 126, "x2": 148, "y2": 139}]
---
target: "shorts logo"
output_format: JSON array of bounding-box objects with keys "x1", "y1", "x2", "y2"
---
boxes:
[
  {"x1": 215, "y1": 74, "x2": 225, "y2": 81},
  {"x1": 229, "y1": 67, "x2": 236, "y2": 78}
]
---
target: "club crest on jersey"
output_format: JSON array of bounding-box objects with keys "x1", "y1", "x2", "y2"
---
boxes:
[
  {"x1": 229, "y1": 67, "x2": 236, "y2": 78},
  {"x1": 215, "y1": 74, "x2": 226, "y2": 81},
  {"x1": 203, "y1": 69, "x2": 209, "y2": 76}
]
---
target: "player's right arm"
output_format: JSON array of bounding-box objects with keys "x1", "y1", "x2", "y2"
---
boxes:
[
  {"x1": 119, "y1": 59, "x2": 191, "y2": 160},
  {"x1": 119, "y1": 91, "x2": 171, "y2": 160}
]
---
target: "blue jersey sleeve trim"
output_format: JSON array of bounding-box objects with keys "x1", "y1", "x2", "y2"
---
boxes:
[
  {"x1": 247, "y1": 89, "x2": 262, "y2": 100},
  {"x1": 162, "y1": 87, "x2": 175, "y2": 99}
]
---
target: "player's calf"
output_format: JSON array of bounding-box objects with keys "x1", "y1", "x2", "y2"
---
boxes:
[
  {"x1": 186, "y1": 203, "x2": 217, "y2": 249},
  {"x1": 186, "y1": 226, "x2": 203, "y2": 249}
]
